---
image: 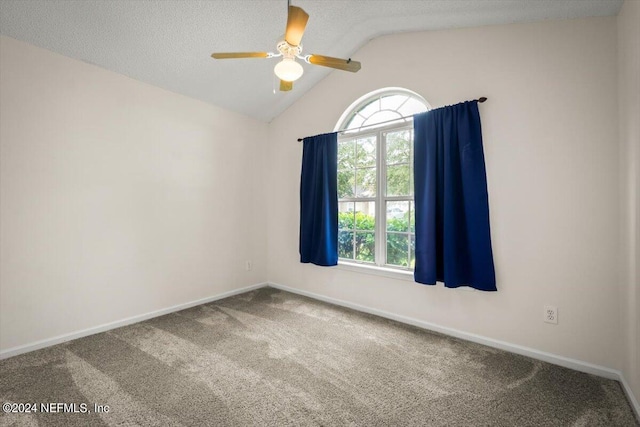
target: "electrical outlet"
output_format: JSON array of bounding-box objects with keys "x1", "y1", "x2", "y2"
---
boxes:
[
  {"x1": 245, "y1": 261, "x2": 252, "y2": 271},
  {"x1": 544, "y1": 305, "x2": 558, "y2": 324}
]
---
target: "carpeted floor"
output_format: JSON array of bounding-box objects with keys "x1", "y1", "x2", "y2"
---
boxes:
[{"x1": 0, "y1": 287, "x2": 637, "y2": 426}]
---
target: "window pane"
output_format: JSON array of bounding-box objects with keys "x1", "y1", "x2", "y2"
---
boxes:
[
  {"x1": 386, "y1": 164, "x2": 411, "y2": 196},
  {"x1": 411, "y1": 166, "x2": 414, "y2": 194},
  {"x1": 338, "y1": 139, "x2": 355, "y2": 169},
  {"x1": 380, "y1": 95, "x2": 408, "y2": 111},
  {"x1": 345, "y1": 114, "x2": 365, "y2": 131},
  {"x1": 338, "y1": 170, "x2": 355, "y2": 198},
  {"x1": 362, "y1": 110, "x2": 403, "y2": 128},
  {"x1": 410, "y1": 201, "x2": 415, "y2": 233},
  {"x1": 410, "y1": 235, "x2": 416, "y2": 268},
  {"x1": 386, "y1": 130, "x2": 411, "y2": 165},
  {"x1": 355, "y1": 232, "x2": 375, "y2": 262},
  {"x1": 355, "y1": 201, "x2": 375, "y2": 231},
  {"x1": 356, "y1": 167, "x2": 376, "y2": 197},
  {"x1": 398, "y1": 97, "x2": 429, "y2": 116},
  {"x1": 386, "y1": 201, "x2": 409, "y2": 232},
  {"x1": 356, "y1": 136, "x2": 376, "y2": 167},
  {"x1": 358, "y1": 98, "x2": 380, "y2": 119},
  {"x1": 386, "y1": 233, "x2": 409, "y2": 267},
  {"x1": 338, "y1": 202, "x2": 355, "y2": 230},
  {"x1": 338, "y1": 231, "x2": 354, "y2": 259}
]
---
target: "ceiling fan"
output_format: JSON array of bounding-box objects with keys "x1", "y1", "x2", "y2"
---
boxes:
[{"x1": 211, "y1": 1, "x2": 361, "y2": 92}]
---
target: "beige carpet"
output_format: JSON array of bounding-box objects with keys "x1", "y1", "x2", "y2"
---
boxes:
[{"x1": 0, "y1": 287, "x2": 637, "y2": 426}]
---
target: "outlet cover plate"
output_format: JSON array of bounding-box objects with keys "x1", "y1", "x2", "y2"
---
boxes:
[{"x1": 544, "y1": 305, "x2": 558, "y2": 324}]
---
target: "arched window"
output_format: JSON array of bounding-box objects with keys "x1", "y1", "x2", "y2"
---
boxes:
[
  {"x1": 336, "y1": 88, "x2": 430, "y2": 270},
  {"x1": 335, "y1": 88, "x2": 430, "y2": 132}
]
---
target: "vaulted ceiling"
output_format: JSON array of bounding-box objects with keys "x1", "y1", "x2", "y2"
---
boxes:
[{"x1": 0, "y1": 0, "x2": 623, "y2": 122}]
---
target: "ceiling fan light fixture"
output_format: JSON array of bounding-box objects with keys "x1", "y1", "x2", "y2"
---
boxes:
[
  {"x1": 211, "y1": 4, "x2": 360, "y2": 91},
  {"x1": 274, "y1": 58, "x2": 304, "y2": 82}
]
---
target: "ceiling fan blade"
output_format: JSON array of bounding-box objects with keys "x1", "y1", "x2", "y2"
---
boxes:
[
  {"x1": 307, "y1": 54, "x2": 361, "y2": 72},
  {"x1": 285, "y1": 6, "x2": 309, "y2": 47},
  {"x1": 280, "y1": 80, "x2": 293, "y2": 91},
  {"x1": 211, "y1": 52, "x2": 269, "y2": 59}
]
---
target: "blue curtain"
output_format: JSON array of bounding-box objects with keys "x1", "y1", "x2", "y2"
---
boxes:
[
  {"x1": 299, "y1": 132, "x2": 338, "y2": 266},
  {"x1": 413, "y1": 100, "x2": 496, "y2": 291}
]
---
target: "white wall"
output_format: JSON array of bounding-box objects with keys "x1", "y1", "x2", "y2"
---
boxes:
[
  {"x1": 618, "y1": 0, "x2": 640, "y2": 404},
  {"x1": 0, "y1": 36, "x2": 268, "y2": 353},
  {"x1": 267, "y1": 17, "x2": 621, "y2": 369}
]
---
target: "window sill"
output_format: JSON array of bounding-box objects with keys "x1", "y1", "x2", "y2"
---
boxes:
[{"x1": 336, "y1": 261, "x2": 415, "y2": 282}]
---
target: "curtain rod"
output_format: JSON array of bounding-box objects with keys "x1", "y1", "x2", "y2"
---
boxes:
[{"x1": 297, "y1": 97, "x2": 487, "y2": 142}]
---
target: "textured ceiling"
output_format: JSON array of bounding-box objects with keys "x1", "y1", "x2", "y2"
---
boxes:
[{"x1": 0, "y1": 0, "x2": 623, "y2": 122}]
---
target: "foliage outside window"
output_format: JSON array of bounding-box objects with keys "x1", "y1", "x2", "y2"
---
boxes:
[{"x1": 336, "y1": 89, "x2": 429, "y2": 269}]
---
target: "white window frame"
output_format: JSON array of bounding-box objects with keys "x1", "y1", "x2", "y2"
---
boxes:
[{"x1": 335, "y1": 88, "x2": 430, "y2": 278}]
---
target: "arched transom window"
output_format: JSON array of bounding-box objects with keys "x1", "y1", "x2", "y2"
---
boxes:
[{"x1": 336, "y1": 88, "x2": 430, "y2": 132}]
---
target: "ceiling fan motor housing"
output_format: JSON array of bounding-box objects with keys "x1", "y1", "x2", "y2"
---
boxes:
[{"x1": 277, "y1": 40, "x2": 302, "y2": 59}]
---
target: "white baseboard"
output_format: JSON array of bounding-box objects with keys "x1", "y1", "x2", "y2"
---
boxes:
[
  {"x1": 620, "y1": 375, "x2": 640, "y2": 421},
  {"x1": 0, "y1": 282, "x2": 268, "y2": 360},
  {"x1": 267, "y1": 282, "x2": 640, "y2": 420}
]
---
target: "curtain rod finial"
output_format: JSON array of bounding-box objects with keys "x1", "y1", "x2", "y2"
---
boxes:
[{"x1": 478, "y1": 97, "x2": 487, "y2": 103}]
